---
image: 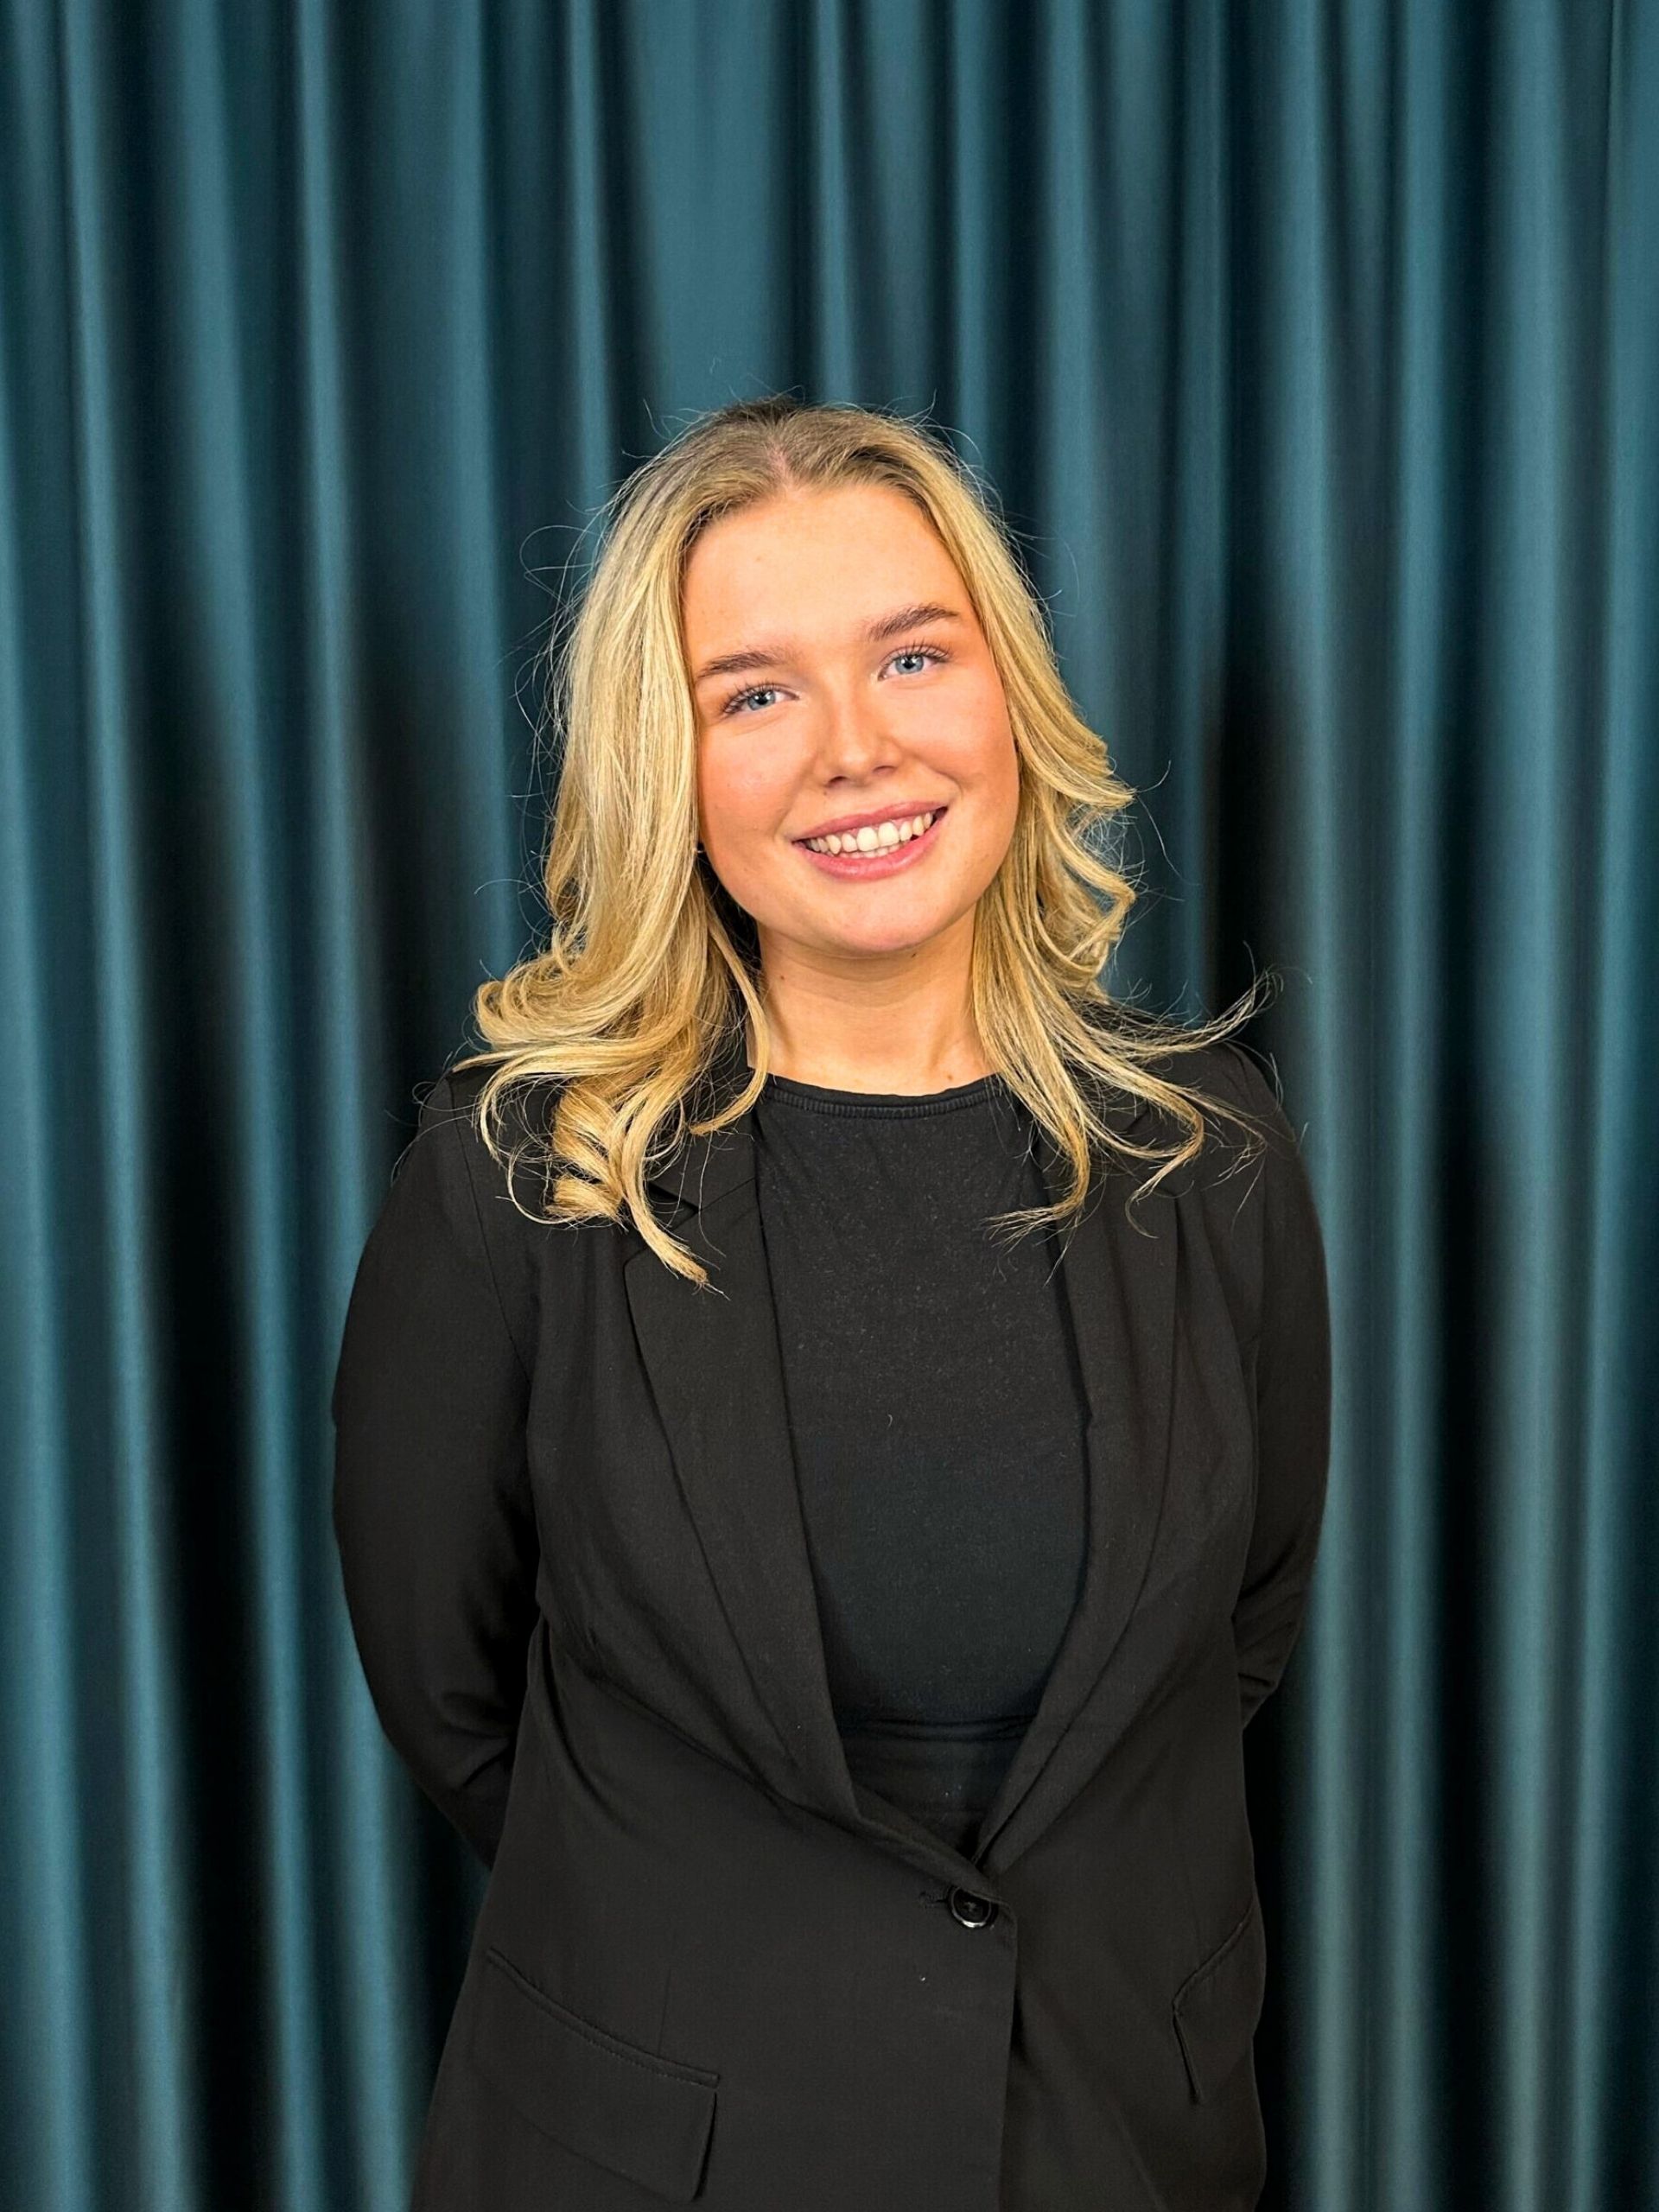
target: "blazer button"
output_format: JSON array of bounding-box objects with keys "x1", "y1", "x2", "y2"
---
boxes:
[{"x1": 948, "y1": 1885, "x2": 999, "y2": 1929}]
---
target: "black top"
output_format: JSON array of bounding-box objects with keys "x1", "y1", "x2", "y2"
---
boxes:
[{"x1": 750, "y1": 1069, "x2": 1090, "y2": 1855}]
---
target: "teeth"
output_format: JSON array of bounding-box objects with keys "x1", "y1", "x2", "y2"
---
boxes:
[{"x1": 803, "y1": 809, "x2": 938, "y2": 856}]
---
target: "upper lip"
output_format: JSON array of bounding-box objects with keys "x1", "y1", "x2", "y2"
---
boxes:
[{"x1": 792, "y1": 800, "x2": 949, "y2": 842}]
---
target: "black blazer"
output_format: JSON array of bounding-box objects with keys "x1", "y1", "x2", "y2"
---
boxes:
[{"x1": 330, "y1": 1029, "x2": 1332, "y2": 2211}]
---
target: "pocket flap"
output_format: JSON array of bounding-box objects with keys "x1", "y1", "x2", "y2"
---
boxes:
[
  {"x1": 470, "y1": 1946, "x2": 718, "y2": 2201},
  {"x1": 1171, "y1": 1892, "x2": 1267, "y2": 2104}
]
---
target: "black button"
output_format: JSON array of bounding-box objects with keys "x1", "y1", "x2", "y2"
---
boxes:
[{"x1": 948, "y1": 1885, "x2": 999, "y2": 1929}]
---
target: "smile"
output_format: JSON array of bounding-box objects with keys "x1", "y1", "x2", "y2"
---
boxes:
[{"x1": 792, "y1": 807, "x2": 949, "y2": 879}]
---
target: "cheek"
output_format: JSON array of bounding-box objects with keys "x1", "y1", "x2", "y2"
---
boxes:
[
  {"x1": 952, "y1": 718, "x2": 1020, "y2": 865},
  {"x1": 933, "y1": 670, "x2": 1012, "y2": 755},
  {"x1": 945, "y1": 695, "x2": 1019, "y2": 810},
  {"x1": 697, "y1": 741, "x2": 783, "y2": 840}
]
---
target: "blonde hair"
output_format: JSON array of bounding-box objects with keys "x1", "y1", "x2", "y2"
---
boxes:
[{"x1": 452, "y1": 396, "x2": 1275, "y2": 1288}]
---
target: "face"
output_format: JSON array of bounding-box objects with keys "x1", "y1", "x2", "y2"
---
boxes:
[{"x1": 684, "y1": 483, "x2": 1021, "y2": 976}]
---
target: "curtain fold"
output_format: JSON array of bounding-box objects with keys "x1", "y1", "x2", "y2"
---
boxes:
[{"x1": 2, "y1": 3, "x2": 1653, "y2": 2206}]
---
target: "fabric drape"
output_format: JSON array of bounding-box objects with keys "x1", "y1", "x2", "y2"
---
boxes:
[{"x1": 3, "y1": 3, "x2": 1654, "y2": 2208}]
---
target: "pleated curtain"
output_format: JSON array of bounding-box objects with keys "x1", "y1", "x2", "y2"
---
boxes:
[{"x1": 2, "y1": 3, "x2": 1655, "y2": 2207}]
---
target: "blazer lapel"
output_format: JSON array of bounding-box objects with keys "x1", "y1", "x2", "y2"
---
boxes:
[
  {"x1": 968, "y1": 1122, "x2": 1178, "y2": 1872},
  {"x1": 622, "y1": 1042, "x2": 1187, "y2": 1878},
  {"x1": 624, "y1": 1130, "x2": 867, "y2": 1833}
]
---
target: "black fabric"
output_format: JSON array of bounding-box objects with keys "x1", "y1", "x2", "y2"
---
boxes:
[
  {"x1": 331, "y1": 1038, "x2": 1332, "y2": 2209},
  {"x1": 751, "y1": 1071, "x2": 1090, "y2": 1856}
]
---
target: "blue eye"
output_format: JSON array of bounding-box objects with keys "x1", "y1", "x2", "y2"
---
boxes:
[{"x1": 719, "y1": 641, "x2": 950, "y2": 719}]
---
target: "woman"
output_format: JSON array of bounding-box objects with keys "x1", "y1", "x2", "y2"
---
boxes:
[{"x1": 331, "y1": 396, "x2": 1331, "y2": 2211}]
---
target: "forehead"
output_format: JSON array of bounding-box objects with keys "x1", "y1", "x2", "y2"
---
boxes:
[{"x1": 682, "y1": 484, "x2": 963, "y2": 645}]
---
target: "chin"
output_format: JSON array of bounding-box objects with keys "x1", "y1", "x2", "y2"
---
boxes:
[{"x1": 800, "y1": 901, "x2": 971, "y2": 959}]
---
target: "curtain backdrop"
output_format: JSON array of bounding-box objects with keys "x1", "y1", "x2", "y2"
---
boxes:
[{"x1": 3, "y1": 3, "x2": 1655, "y2": 2207}]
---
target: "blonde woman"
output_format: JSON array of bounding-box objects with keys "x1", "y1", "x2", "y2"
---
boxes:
[{"x1": 331, "y1": 396, "x2": 1331, "y2": 2210}]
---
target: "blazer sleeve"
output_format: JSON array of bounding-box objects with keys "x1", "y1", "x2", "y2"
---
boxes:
[
  {"x1": 329, "y1": 1071, "x2": 541, "y2": 1869},
  {"x1": 1221, "y1": 1045, "x2": 1332, "y2": 1727}
]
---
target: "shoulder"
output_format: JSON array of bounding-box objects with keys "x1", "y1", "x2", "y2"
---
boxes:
[
  {"x1": 415, "y1": 1058, "x2": 564, "y2": 1352},
  {"x1": 1090, "y1": 1009, "x2": 1296, "y2": 1156},
  {"x1": 1192, "y1": 1040, "x2": 1325, "y2": 1294},
  {"x1": 421, "y1": 1058, "x2": 568, "y2": 1174},
  {"x1": 1116, "y1": 1025, "x2": 1317, "y2": 1229},
  {"x1": 1196, "y1": 1037, "x2": 1302, "y2": 1148}
]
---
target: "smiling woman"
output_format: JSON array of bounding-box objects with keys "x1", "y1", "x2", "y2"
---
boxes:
[
  {"x1": 683, "y1": 480, "x2": 1024, "y2": 1058},
  {"x1": 448, "y1": 396, "x2": 1277, "y2": 1281},
  {"x1": 330, "y1": 396, "x2": 1330, "y2": 2212}
]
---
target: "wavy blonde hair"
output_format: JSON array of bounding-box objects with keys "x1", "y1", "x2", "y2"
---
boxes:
[{"x1": 452, "y1": 395, "x2": 1275, "y2": 1289}]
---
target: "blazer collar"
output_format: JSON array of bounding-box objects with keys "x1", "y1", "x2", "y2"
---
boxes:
[{"x1": 624, "y1": 1033, "x2": 1194, "y2": 1887}]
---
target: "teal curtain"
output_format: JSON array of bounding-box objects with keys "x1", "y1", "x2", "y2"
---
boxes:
[{"x1": 3, "y1": 3, "x2": 1655, "y2": 2206}]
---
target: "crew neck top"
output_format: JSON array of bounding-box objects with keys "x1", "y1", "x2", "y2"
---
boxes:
[{"x1": 749, "y1": 1069, "x2": 1090, "y2": 1856}]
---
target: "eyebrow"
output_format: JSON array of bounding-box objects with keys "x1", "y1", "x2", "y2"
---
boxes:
[{"x1": 691, "y1": 601, "x2": 965, "y2": 687}]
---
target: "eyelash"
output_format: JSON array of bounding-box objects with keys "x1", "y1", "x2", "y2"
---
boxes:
[{"x1": 717, "y1": 641, "x2": 951, "y2": 719}]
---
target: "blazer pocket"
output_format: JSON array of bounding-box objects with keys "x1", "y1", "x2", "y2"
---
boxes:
[
  {"x1": 1170, "y1": 1891, "x2": 1268, "y2": 2105},
  {"x1": 469, "y1": 1945, "x2": 719, "y2": 2202}
]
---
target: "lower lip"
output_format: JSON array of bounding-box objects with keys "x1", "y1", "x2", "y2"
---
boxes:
[{"x1": 791, "y1": 810, "x2": 949, "y2": 879}]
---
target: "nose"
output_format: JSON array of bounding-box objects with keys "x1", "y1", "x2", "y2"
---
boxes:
[{"x1": 810, "y1": 674, "x2": 904, "y2": 784}]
